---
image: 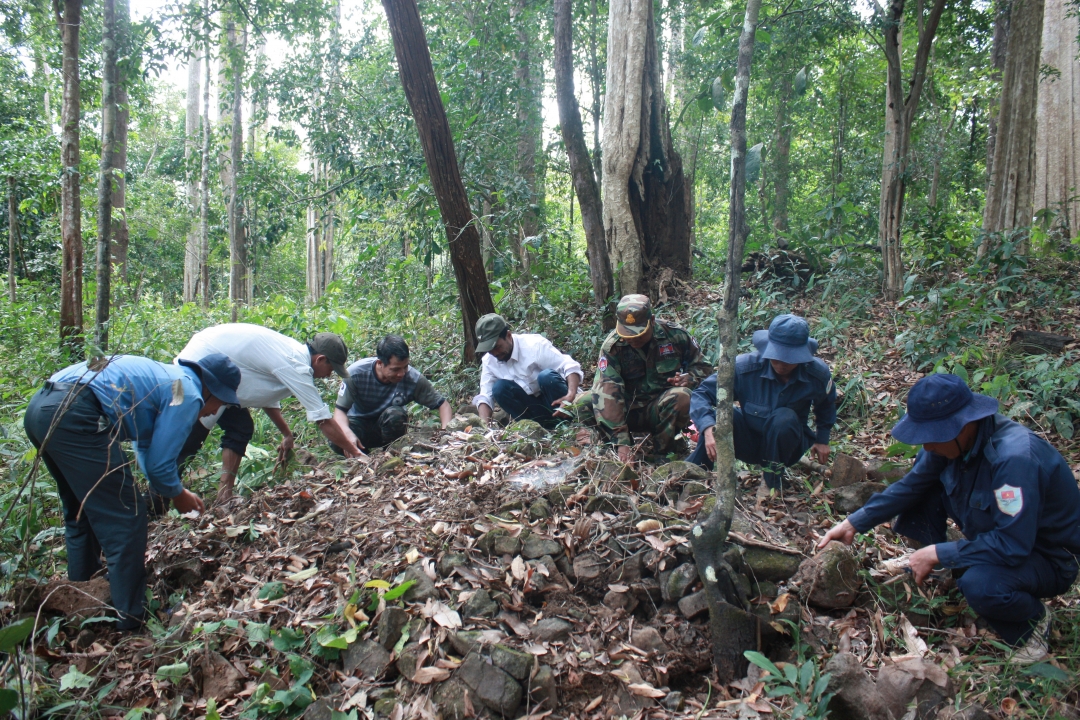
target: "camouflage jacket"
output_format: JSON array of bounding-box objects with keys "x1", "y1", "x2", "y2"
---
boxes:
[{"x1": 591, "y1": 319, "x2": 712, "y2": 444}]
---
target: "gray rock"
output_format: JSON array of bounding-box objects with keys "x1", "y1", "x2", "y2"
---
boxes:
[
  {"x1": 832, "y1": 482, "x2": 887, "y2": 514},
  {"x1": 591, "y1": 460, "x2": 639, "y2": 485},
  {"x1": 792, "y1": 541, "x2": 860, "y2": 609},
  {"x1": 867, "y1": 459, "x2": 909, "y2": 483},
  {"x1": 373, "y1": 698, "x2": 398, "y2": 717},
  {"x1": 490, "y1": 644, "x2": 533, "y2": 680},
  {"x1": 662, "y1": 563, "x2": 699, "y2": 602},
  {"x1": 631, "y1": 626, "x2": 669, "y2": 654},
  {"x1": 610, "y1": 552, "x2": 645, "y2": 583},
  {"x1": 531, "y1": 618, "x2": 572, "y2": 643},
  {"x1": 448, "y1": 630, "x2": 483, "y2": 657},
  {"x1": 437, "y1": 552, "x2": 469, "y2": 578},
  {"x1": 831, "y1": 453, "x2": 867, "y2": 488},
  {"x1": 651, "y1": 461, "x2": 710, "y2": 484},
  {"x1": 402, "y1": 565, "x2": 438, "y2": 603},
  {"x1": 612, "y1": 662, "x2": 653, "y2": 714},
  {"x1": 722, "y1": 544, "x2": 746, "y2": 574},
  {"x1": 678, "y1": 591, "x2": 709, "y2": 619},
  {"x1": 679, "y1": 481, "x2": 710, "y2": 503},
  {"x1": 476, "y1": 527, "x2": 509, "y2": 554},
  {"x1": 632, "y1": 578, "x2": 663, "y2": 604},
  {"x1": 877, "y1": 658, "x2": 954, "y2": 720},
  {"x1": 528, "y1": 665, "x2": 558, "y2": 710},
  {"x1": 508, "y1": 419, "x2": 547, "y2": 441},
  {"x1": 603, "y1": 589, "x2": 639, "y2": 613},
  {"x1": 742, "y1": 547, "x2": 802, "y2": 583},
  {"x1": 573, "y1": 552, "x2": 605, "y2": 580},
  {"x1": 456, "y1": 403, "x2": 479, "y2": 415},
  {"x1": 395, "y1": 642, "x2": 424, "y2": 679},
  {"x1": 663, "y1": 691, "x2": 686, "y2": 711},
  {"x1": 376, "y1": 457, "x2": 404, "y2": 475},
  {"x1": 377, "y1": 606, "x2": 410, "y2": 649},
  {"x1": 461, "y1": 588, "x2": 498, "y2": 619},
  {"x1": 585, "y1": 492, "x2": 633, "y2": 514},
  {"x1": 494, "y1": 534, "x2": 523, "y2": 556},
  {"x1": 342, "y1": 639, "x2": 394, "y2": 679},
  {"x1": 447, "y1": 414, "x2": 484, "y2": 431},
  {"x1": 455, "y1": 652, "x2": 523, "y2": 715},
  {"x1": 937, "y1": 706, "x2": 992, "y2": 720},
  {"x1": 546, "y1": 484, "x2": 578, "y2": 507},
  {"x1": 753, "y1": 580, "x2": 778, "y2": 598},
  {"x1": 521, "y1": 535, "x2": 562, "y2": 559},
  {"x1": 432, "y1": 678, "x2": 473, "y2": 720},
  {"x1": 303, "y1": 699, "x2": 337, "y2": 720},
  {"x1": 528, "y1": 498, "x2": 552, "y2": 521},
  {"x1": 825, "y1": 652, "x2": 894, "y2": 720}
]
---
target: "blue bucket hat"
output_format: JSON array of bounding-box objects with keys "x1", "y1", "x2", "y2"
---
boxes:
[
  {"x1": 757, "y1": 314, "x2": 816, "y2": 365},
  {"x1": 178, "y1": 353, "x2": 242, "y2": 406},
  {"x1": 891, "y1": 373, "x2": 998, "y2": 445}
]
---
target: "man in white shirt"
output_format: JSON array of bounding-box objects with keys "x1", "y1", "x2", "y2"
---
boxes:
[
  {"x1": 472, "y1": 314, "x2": 583, "y2": 428},
  {"x1": 176, "y1": 324, "x2": 364, "y2": 503}
]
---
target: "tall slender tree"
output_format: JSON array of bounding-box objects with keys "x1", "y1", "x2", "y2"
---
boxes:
[
  {"x1": 184, "y1": 48, "x2": 202, "y2": 302},
  {"x1": 690, "y1": 0, "x2": 764, "y2": 685},
  {"x1": 7, "y1": 176, "x2": 16, "y2": 302},
  {"x1": 381, "y1": 0, "x2": 495, "y2": 361},
  {"x1": 55, "y1": 0, "x2": 83, "y2": 345},
  {"x1": 554, "y1": 0, "x2": 613, "y2": 315},
  {"x1": 226, "y1": 18, "x2": 247, "y2": 314},
  {"x1": 876, "y1": 0, "x2": 947, "y2": 301},
  {"x1": 199, "y1": 2, "x2": 211, "y2": 306},
  {"x1": 94, "y1": 0, "x2": 119, "y2": 350}
]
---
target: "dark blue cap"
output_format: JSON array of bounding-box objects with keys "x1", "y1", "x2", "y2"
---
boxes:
[
  {"x1": 758, "y1": 314, "x2": 815, "y2": 365},
  {"x1": 891, "y1": 373, "x2": 998, "y2": 445},
  {"x1": 178, "y1": 353, "x2": 241, "y2": 406}
]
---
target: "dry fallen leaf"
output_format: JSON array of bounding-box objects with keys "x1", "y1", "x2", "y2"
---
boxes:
[
  {"x1": 584, "y1": 695, "x2": 604, "y2": 712},
  {"x1": 769, "y1": 593, "x2": 791, "y2": 614},
  {"x1": 607, "y1": 584, "x2": 629, "y2": 593},
  {"x1": 627, "y1": 683, "x2": 666, "y2": 698},
  {"x1": 511, "y1": 556, "x2": 526, "y2": 581},
  {"x1": 1000, "y1": 698, "x2": 1018, "y2": 715},
  {"x1": 412, "y1": 667, "x2": 451, "y2": 684},
  {"x1": 636, "y1": 519, "x2": 662, "y2": 533},
  {"x1": 405, "y1": 548, "x2": 420, "y2": 564}
]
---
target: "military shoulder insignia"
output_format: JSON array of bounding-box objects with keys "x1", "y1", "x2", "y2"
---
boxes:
[
  {"x1": 994, "y1": 485, "x2": 1024, "y2": 516},
  {"x1": 658, "y1": 343, "x2": 676, "y2": 356},
  {"x1": 598, "y1": 357, "x2": 608, "y2": 371}
]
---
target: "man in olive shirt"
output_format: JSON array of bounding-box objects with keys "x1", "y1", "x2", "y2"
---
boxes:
[
  {"x1": 331, "y1": 335, "x2": 452, "y2": 451},
  {"x1": 591, "y1": 295, "x2": 712, "y2": 462}
]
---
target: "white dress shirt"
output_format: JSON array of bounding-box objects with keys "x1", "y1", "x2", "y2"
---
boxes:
[
  {"x1": 473, "y1": 333, "x2": 583, "y2": 410},
  {"x1": 177, "y1": 323, "x2": 332, "y2": 422}
]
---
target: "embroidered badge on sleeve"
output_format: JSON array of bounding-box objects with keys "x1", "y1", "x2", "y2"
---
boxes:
[
  {"x1": 994, "y1": 484, "x2": 1024, "y2": 516},
  {"x1": 658, "y1": 343, "x2": 676, "y2": 356},
  {"x1": 598, "y1": 357, "x2": 608, "y2": 371}
]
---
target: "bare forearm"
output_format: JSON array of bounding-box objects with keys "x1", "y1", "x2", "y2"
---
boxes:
[
  {"x1": 566, "y1": 373, "x2": 580, "y2": 397},
  {"x1": 320, "y1": 416, "x2": 363, "y2": 455},
  {"x1": 438, "y1": 401, "x2": 452, "y2": 428},
  {"x1": 478, "y1": 403, "x2": 493, "y2": 422}
]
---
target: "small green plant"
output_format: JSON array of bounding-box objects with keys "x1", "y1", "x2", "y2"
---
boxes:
[{"x1": 744, "y1": 622, "x2": 835, "y2": 720}]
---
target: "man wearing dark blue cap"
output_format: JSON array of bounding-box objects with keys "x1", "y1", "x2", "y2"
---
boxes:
[
  {"x1": 687, "y1": 314, "x2": 836, "y2": 490},
  {"x1": 23, "y1": 353, "x2": 241, "y2": 630},
  {"x1": 819, "y1": 373, "x2": 1080, "y2": 664}
]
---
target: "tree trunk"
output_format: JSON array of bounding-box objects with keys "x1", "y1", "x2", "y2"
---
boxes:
[
  {"x1": 7, "y1": 176, "x2": 16, "y2": 302},
  {"x1": 1033, "y1": 0, "x2": 1080, "y2": 239},
  {"x1": 513, "y1": 0, "x2": 539, "y2": 274},
  {"x1": 184, "y1": 51, "x2": 202, "y2": 302},
  {"x1": 306, "y1": 159, "x2": 325, "y2": 302},
  {"x1": 588, "y1": 0, "x2": 603, "y2": 186},
  {"x1": 111, "y1": 82, "x2": 129, "y2": 287},
  {"x1": 772, "y1": 74, "x2": 793, "y2": 239},
  {"x1": 227, "y1": 20, "x2": 247, "y2": 316},
  {"x1": 878, "y1": 0, "x2": 947, "y2": 301},
  {"x1": 94, "y1": 0, "x2": 118, "y2": 351},
  {"x1": 200, "y1": 11, "x2": 211, "y2": 307},
  {"x1": 602, "y1": 0, "x2": 692, "y2": 297},
  {"x1": 986, "y1": 0, "x2": 1010, "y2": 181},
  {"x1": 554, "y1": 0, "x2": 614, "y2": 313},
  {"x1": 55, "y1": 0, "x2": 83, "y2": 346},
  {"x1": 381, "y1": 0, "x2": 495, "y2": 362},
  {"x1": 982, "y1": 0, "x2": 1044, "y2": 245},
  {"x1": 690, "y1": 0, "x2": 764, "y2": 685}
]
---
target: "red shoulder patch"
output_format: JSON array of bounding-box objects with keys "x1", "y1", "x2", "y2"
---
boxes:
[
  {"x1": 598, "y1": 357, "x2": 609, "y2": 371},
  {"x1": 659, "y1": 343, "x2": 677, "y2": 356}
]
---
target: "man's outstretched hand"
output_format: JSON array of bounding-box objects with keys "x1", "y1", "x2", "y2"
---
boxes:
[
  {"x1": 173, "y1": 489, "x2": 205, "y2": 515},
  {"x1": 704, "y1": 429, "x2": 717, "y2": 461},
  {"x1": 811, "y1": 443, "x2": 831, "y2": 464},
  {"x1": 908, "y1": 545, "x2": 940, "y2": 585},
  {"x1": 617, "y1": 445, "x2": 634, "y2": 464},
  {"x1": 816, "y1": 518, "x2": 856, "y2": 549},
  {"x1": 276, "y1": 433, "x2": 295, "y2": 466}
]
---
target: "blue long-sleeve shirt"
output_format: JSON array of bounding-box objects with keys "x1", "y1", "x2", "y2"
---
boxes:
[
  {"x1": 51, "y1": 356, "x2": 205, "y2": 498},
  {"x1": 689, "y1": 352, "x2": 837, "y2": 445},
  {"x1": 848, "y1": 414, "x2": 1080, "y2": 571}
]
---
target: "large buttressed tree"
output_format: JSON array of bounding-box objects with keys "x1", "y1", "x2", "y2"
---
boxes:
[{"x1": 602, "y1": 0, "x2": 693, "y2": 298}]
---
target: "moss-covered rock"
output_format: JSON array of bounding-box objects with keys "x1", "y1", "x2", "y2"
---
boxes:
[{"x1": 742, "y1": 547, "x2": 802, "y2": 583}]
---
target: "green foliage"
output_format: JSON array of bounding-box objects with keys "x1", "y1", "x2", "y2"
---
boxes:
[{"x1": 744, "y1": 648, "x2": 834, "y2": 720}]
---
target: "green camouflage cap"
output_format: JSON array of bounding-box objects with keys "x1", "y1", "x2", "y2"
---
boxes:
[
  {"x1": 616, "y1": 294, "x2": 652, "y2": 338},
  {"x1": 475, "y1": 313, "x2": 508, "y2": 353},
  {"x1": 308, "y1": 332, "x2": 350, "y2": 378}
]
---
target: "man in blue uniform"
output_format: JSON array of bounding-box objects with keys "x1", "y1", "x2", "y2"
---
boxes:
[
  {"x1": 24, "y1": 354, "x2": 241, "y2": 630},
  {"x1": 687, "y1": 314, "x2": 836, "y2": 490},
  {"x1": 818, "y1": 374, "x2": 1080, "y2": 663}
]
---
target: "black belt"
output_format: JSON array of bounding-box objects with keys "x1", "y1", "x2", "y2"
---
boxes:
[{"x1": 43, "y1": 380, "x2": 81, "y2": 393}]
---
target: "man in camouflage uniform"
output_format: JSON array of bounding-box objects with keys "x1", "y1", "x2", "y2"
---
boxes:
[{"x1": 591, "y1": 294, "x2": 712, "y2": 462}]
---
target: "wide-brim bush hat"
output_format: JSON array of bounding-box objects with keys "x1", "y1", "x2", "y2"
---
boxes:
[
  {"x1": 891, "y1": 373, "x2": 999, "y2": 445},
  {"x1": 758, "y1": 314, "x2": 815, "y2": 364},
  {"x1": 178, "y1": 352, "x2": 241, "y2": 406}
]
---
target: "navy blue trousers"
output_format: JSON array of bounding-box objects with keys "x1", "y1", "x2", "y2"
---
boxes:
[
  {"x1": 492, "y1": 369, "x2": 568, "y2": 428},
  {"x1": 688, "y1": 406, "x2": 812, "y2": 472},
  {"x1": 894, "y1": 492, "x2": 1077, "y2": 645},
  {"x1": 331, "y1": 406, "x2": 409, "y2": 453},
  {"x1": 24, "y1": 383, "x2": 148, "y2": 630}
]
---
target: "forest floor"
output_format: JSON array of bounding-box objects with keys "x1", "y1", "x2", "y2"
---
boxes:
[{"x1": 12, "y1": 273, "x2": 1080, "y2": 720}]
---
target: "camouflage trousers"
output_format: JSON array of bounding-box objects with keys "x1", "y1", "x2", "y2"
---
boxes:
[{"x1": 592, "y1": 386, "x2": 692, "y2": 452}]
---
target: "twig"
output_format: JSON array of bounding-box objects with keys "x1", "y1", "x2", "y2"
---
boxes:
[{"x1": 728, "y1": 530, "x2": 804, "y2": 556}]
